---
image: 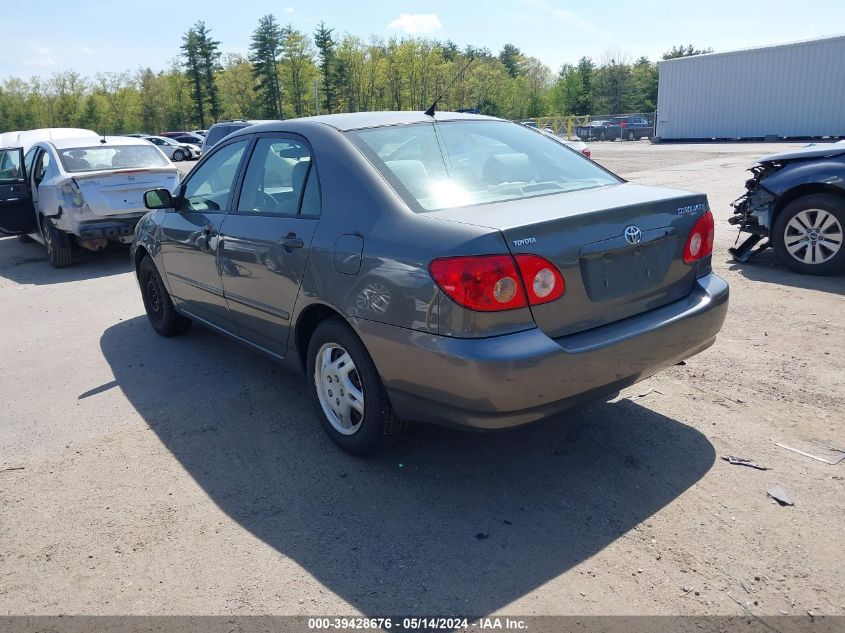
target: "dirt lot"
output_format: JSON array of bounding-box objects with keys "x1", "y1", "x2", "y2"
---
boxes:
[{"x1": 1, "y1": 141, "x2": 843, "y2": 618}]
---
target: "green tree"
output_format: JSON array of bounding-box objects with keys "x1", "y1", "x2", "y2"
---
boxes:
[
  {"x1": 314, "y1": 21, "x2": 337, "y2": 114},
  {"x1": 498, "y1": 43, "x2": 522, "y2": 78},
  {"x1": 181, "y1": 26, "x2": 206, "y2": 127},
  {"x1": 662, "y1": 44, "x2": 713, "y2": 60},
  {"x1": 250, "y1": 14, "x2": 284, "y2": 118},
  {"x1": 195, "y1": 22, "x2": 223, "y2": 122},
  {"x1": 281, "y1": 24, "x2": 314, "y2": 117}
]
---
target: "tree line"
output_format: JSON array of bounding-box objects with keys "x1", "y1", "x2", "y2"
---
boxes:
[{"x1": 0, "y1": 15, "x2": 711, "y2": 134}]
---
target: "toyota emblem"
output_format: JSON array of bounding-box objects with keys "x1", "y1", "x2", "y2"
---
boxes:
[{"x1": 624, "y1": 225, "x2": 642, "y2": 245}]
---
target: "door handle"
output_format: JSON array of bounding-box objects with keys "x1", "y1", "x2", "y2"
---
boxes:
[
  {"x1": 280, "y1": 233, "x2": 304, "y2": 252},
  {"x1": 202, "y1": 224, "x2": 218, "y2": 250}
]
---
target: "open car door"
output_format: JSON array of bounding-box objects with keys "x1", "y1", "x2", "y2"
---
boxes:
[{"x1": 0, "y1": 147, "x2": 38, "y2": 236}]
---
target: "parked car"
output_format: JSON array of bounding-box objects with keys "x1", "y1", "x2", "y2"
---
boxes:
[
  {"x1": 0, "y1": 135, "x2": 179, "y2": 267},
  {"x1": 0, "y1": 127, "x2": 99, "y2": 150},
  {"x1": 192, "y1": 129, "x2": 207, "y2": 137},
  {"x1": 142, "y1": 135, "x2": 201, "y2": 161},
  {"x1": 167, "y1": 133, "x2": 205, "y2": 145},
  {"x1": 200, "y1": 120, "x2": 276, "y2": 152},
  {"x1": 729, "y1": 141, "x2": 845, "y2": 275},
  {"x1": 604, "y1": 116, "x2": 653, "y2": 141},
  {"x1": 132, "y1": 111, "x2": 728, "y2": 455},
  {"x1": 575, "y1": 120, "x2": 610, "y2": 141},
  {"x1": 534, "y1": 125, "x2": 593, "y2": 159}
]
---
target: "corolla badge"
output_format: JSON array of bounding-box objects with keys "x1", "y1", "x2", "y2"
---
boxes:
[
  {"x1": 624, "y1": 225, "x2": 643, "y2": 245},
  {"x1": 677, "y1": 203, "x2": 706, "y2": 215}
]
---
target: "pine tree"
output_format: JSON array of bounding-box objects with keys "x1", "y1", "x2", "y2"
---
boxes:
[
  {"x1": 194, "y1": 22, "x2": 222, "y2": 123},
  {"x1": 181, "y1": 27, "x2": 205, "y2": 127},
  {"x1": 250, "y1": 14, "x2": 284, "y2": 118},
  {"x1": 314, "y1": 21, "x2": 336, "y2": 113}
]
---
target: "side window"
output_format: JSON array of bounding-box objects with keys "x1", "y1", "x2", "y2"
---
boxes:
[
  {"x1": 24, "y1": 147, "x2": 38, "y2": 178},
  {"x1": 179, "y1": 139, "x2": 248, "y2": 213},
  {"x1": 237, "y1": 137, "x2": 318, "y2": 217},
  {"x1": 33, "y1": 150, "x2": 51, "y2": 187},
  {"x1": 0, "y1": 148, "x2": 24, "y2": 182}
]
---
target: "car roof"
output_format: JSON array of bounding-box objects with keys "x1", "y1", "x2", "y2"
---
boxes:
[
  {"x1": 48, "y1": 135, "x2": 157, "y2": 150},
  {"x1": 237, "y1": 111, "x2": 500, "y2": 136}
]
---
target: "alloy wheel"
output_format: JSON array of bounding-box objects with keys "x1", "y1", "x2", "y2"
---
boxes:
[
  {"x1": 314, "y1": 343, "x2": 365, "y2": 435},
  {"x1": 783, "y1": 209, "x2": 843, "y2": 265}
]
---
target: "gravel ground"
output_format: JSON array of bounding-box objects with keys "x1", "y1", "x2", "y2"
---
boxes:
[{"x1": 0, "y1": 140, "x2": 843, "y2": 617}]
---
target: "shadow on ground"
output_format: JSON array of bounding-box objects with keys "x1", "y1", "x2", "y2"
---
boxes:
[
  {"x1": 100, "y1": 316, "x2": 715, "y2": 615},
  {"x1": 0, "y1": 236, "x2": 131, "y2": 285},
  {"x1": 725, "y1": 250, "x2": 845, "y2": 295}
]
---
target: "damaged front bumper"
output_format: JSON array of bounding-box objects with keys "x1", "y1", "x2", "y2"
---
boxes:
[{"x1": 728, "y1": 165, "x2": 778, "y2": 262}]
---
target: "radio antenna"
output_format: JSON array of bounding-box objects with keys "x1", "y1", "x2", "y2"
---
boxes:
[{"x1": 424, "y1": 55, "x2": 476, "y2": 117}]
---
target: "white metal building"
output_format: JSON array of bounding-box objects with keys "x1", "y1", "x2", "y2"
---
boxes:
[{"x1": 655, "y1": 35, "x2": 845, "y2": 141}]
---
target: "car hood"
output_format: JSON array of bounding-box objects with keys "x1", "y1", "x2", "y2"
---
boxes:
[{"x1": 758, "y1": 141, "x2": 845, "y2": 164}]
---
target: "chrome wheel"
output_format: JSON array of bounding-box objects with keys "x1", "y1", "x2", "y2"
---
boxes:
[
  {"x1": 314, "y1": 343, "x2": 365, "y2": 435},
  {"x1": 784, "y1": 209, "x2": 843, "y2": 265}
]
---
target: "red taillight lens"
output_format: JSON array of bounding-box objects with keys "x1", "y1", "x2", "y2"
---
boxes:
[
  {"x1": 581, "y1": 148, "x2": 592, "y2": 159},
  {"x1": 430, "y1": 254, "x2": 566, "y2": 311},
  {"x1": 514, "y1": 254, "x2": 566, "y2": 305},
  {"x1": 429, "y1": 255, "x2": 527, "y2": 311},
  {"x1": 683, "y1": 210, "x2": 715, "y2": 264}
]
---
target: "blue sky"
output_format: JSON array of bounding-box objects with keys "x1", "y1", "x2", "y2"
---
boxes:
[{"x1": 2, "y1": 0, "x2": 844, "y2": 79}]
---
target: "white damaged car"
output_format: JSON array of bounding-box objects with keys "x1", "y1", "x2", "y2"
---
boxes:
[{"x1": 0, "y1": 135, "x2": 179, "y2": 267}]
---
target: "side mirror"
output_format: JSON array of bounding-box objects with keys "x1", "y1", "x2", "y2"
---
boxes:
[{"x1": 144, "y1": 188, "x2": 173, "y2": 210}]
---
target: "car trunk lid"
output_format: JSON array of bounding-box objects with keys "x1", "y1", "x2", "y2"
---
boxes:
[
  {"x1": 428, "y1": 183, "x2": 710, "y2": 338},
  {"x1": 72, "y1": 167, "x2": 180, "y2": 217}
]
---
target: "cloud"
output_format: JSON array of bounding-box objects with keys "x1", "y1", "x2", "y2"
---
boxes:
[
  {"x1": 283, "y1": 7, "x2": 294, "y2": 13},
  {"x1": 71, "y1": 44, "x2": 93, "y2": 55},
  {"x1": 551, "y1": 9, "x2": 610, "y2": 37},
  {"x1": 387, "y1": 13, "x2": 442, "y2": 34},
  {"x1": 21, "y1": 43, "x2": 56, "y2": 68},
  {"x1": 518, "y1": 0, "x2": 610, "y2": 37}
]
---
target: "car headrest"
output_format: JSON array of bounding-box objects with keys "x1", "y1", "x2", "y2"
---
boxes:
[
  {"x1": 292, "y1": 159, "x2": 310, "y2": 193},
  {"x1": 483, "y1": 152, "x2": 533, "y2": 184},
  {"x1": 385, "y1": 160, "x2": 430, "y2": 198}
]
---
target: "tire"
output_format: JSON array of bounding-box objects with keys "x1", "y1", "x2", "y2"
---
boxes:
[
  {"x1": 41, "y1": 216, "x2": 73, "y2": 268},
  {"x1": 17, "y1": 233, "x2": 34, "y2": 243},
  {"x1": 772, "y1": 193, "x2": 845, "y2": 276},
  {"x1": 306, "y1": 318, "x2": 406, "y2": 455},
  {"x1": 172, "y1": 149, "x2": 185, "y2": 162},
  {"x1": 627, "y1": 130, "x2": 636, "y2": 141},
  {"x1": 139, "y1": 256, "x2": 192, "y2": 336}
]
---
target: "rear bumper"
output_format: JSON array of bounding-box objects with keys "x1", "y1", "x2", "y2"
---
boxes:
[
  {"x1": 354, "y1": 273, "x2": 729, "y2": 430},
  {"x1": 76, "y1": 217, "x2": 142, "y2": 239}
]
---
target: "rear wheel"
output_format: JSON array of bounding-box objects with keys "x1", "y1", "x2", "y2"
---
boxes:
[
  {"x1": 172, "y1": 149, "x2": 185, "y2": 162},
  {"x1": 773, "y1": 194, "x2": 845, "y2": 275},
  {"x1": 41, "y1": 216, "x2": 73, "y2": 268},
  {"x1": 306, "y1": 318, "x2": 405, "y2": 455},
  {"x1": 139, "y1": 256, "x2": 192, "y2": 336}
]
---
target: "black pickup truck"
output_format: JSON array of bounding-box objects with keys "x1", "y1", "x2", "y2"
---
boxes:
[{"x1": 605, "y1": 116, "x2": 653, "y2": 140}]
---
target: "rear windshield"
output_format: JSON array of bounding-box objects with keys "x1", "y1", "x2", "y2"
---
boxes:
[
  {"x1": 346, "y1": 120, "x2": 620, "y2": 212},
  {"x1": 58, "y1": 145, "x2": 169, "y2": 172}
]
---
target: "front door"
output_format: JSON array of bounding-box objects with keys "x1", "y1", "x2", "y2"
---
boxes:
[
  {"x1": 218, "y1": 135, "x2": 322, "y2": 357},
  {"x1": 158, "y1": 137, "x2": 250, "y2": 329},
  {"x1": 0, "y1": 148, "x2": 37, "y2": 236}
]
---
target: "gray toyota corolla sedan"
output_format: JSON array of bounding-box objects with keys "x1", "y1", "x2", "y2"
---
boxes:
[{"x1": 131, "y1": 111, "x2": 728, "y2": 455}]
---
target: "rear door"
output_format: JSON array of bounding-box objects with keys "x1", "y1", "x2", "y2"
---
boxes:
[
  {"x1": 218, "y1": 134, "x2": 321, "y2": 357},
  {"x1": 0, "y1": 148, "x2": 37, "y2": 236},
  {"x1": 158, "y1": 137, "x2": 250, "y2": 329}
]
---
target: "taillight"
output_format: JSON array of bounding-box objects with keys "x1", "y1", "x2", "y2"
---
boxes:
[
  {"x1": 581, "y1": 148, "x2": 592, "y2": 159},
  {"x1": 514, "y1": 254, "x2": 565, "y2": 305},
  {"x1": 429, "y1": 254, "x2": 565, "y2": 312},
  {"x1": 60, "y1": 180, "x2": 85, "y2": 208},
  {"x1": 683, "y1": 210, "x2": 715, "y2": 264}
]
